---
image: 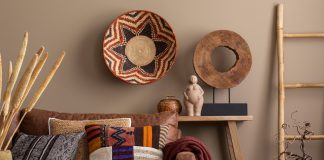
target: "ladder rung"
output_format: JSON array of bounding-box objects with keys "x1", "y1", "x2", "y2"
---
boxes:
[
  {"x1": 286, "y1": 134, "x2": 324, "y2": 140},
  {"x1": 284, "y1": 83, "x2": 324, "y2": 89},
  {"x1": 284, "y1": 33, "x2": 324, "y2": 38}
]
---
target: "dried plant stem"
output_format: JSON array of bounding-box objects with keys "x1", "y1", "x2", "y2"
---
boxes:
[
  {"x1": 0, "y1": 54, "x2": 2, "y2": 103},
  {"x1": 1, "y1": 32, "x2": 28, "y2": 119},
  {"x1": 0, "y1": 61, "x2": 12, "y2": 108},
  {"x1": 0, "y1": 54, "x2": 39, "y2": 148},
  {"x1": 20, "y1": 52, "x2": 48, "y2": 107},
  {"x1": 0, "y1": 62, "x2": 13, "y2": 131},
  {"x1": 0, "y1": 54, "x2": 2, "y2": 113},
  {"x1": 3, "y1": 51, "x2": 65, "y2": 149},
  {"x1": 0, "y1": 31, "x2": 28, "y2": 147},
  {"x1": 0, "y1": 55, "x2": 3, "y2": 139},
  {"x1": 8, "y1": 61, "x2": 12, "y2": 82},
  {"x1": 8, "y1": 61, "x2": 12, "y2": 86},
  {"x1": 36, "y1": 46, "x2": 44, "y2": 57},
  {"x1": 25, "y1": 51, "x2": 65, "y2": 112},
  {"x1": 0, "y1": 103, "x2": 5, "y2": 138},
  {"x1": 0, "y1": 112, "x2": 13, "y2": 149},
  {"x1": 2, "y1": 51, "x2": 48, "y2": 147},
  {"x1": 0, "y1": 104, "x2": 4, "y2": 122},
  {"x1": 3, "y1": 62, "x2": 13, "y2": 113},
  {"x1": 4, "y1": 109, "x2": 27, "y2": 150},
  {"x1": 10, "y1": 54, "x2": 39, "y2": 114},
  {"x1": 0, "y1": 33, "x2": 65, "y2": 151}
]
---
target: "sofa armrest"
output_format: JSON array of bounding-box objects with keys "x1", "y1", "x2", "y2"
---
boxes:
[{"x1": 176, "y1": 151, "x2": 196, "y2": 160}]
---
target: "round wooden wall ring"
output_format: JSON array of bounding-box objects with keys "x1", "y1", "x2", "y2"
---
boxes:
[{"x1": 193, "y1": 30, "x2": 252, "y2": 89}]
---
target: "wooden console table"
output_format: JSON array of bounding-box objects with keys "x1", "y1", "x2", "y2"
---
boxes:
[{"x1": 178, "y1": 116, "x2": 253, "y2": 160}]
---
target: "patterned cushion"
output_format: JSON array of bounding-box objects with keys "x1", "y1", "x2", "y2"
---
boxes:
[
  {"x1": 48, "y1": 118, "x2": 131, "y2": 160},
  {"x1": 90, "y1": 146, "x2": 163, "y2": 160},
  {"x1": 11, "y1": 132, "x2": 83, "y2": 160},
  {"x1": 85, "y1": 124, "x2": 178, "y2": 154}
]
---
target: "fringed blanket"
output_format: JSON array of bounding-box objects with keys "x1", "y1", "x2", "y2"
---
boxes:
[{"x1": 162, "y1": 136, "x2": 212, "y2": 160}]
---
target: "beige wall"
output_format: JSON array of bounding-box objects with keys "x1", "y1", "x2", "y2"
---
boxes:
[{"x1": 1, "y1": 0, "x2": 324, "y2": 159}]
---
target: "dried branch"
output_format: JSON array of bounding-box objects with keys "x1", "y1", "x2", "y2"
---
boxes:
[{"x1": 279, "y1": 111, "x2": 313, "y2": 160}]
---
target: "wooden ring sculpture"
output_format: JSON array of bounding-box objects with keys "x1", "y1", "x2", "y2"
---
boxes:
[
  {"x1": 193, "y1": 30, "x2": 252, "y2": 89},
  {"x1": 103, "y1": 10, "x2": 177, "y2": 85}
]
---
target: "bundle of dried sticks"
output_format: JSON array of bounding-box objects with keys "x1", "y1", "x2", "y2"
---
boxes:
[{"x1": 0, "y1": 32, "x2": 65, "y2": 150}]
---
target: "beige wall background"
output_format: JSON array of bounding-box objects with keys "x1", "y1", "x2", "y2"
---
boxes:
[{"x1": 1, "y1": 0, "x2": 324, "y2": 159}]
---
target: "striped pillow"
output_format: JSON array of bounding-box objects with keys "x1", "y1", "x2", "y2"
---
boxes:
[
  {"x1": 11, "y1": 132, "x2": 83, "y2": 160},
  {"x1": 85, "y1": 124, "x2": 176, "y2": 154}
]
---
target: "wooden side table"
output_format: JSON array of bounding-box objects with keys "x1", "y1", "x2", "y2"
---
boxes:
[{"x1": 178, "y1": 116, "x2": 253, "y2": 160}]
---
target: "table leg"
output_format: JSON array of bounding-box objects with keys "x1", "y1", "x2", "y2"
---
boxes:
[{"x1": 225, "y1": 121, "x2": 243, "y2": 160}]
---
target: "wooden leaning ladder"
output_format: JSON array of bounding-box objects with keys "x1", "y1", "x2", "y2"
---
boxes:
[{"x1": 277, "y1": 4, "x2": 324, "y2": 160}]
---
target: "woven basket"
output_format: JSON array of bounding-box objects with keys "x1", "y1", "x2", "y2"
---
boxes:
[{"x1": 103, "y1": 10, "x2": 177, "y2": 85}]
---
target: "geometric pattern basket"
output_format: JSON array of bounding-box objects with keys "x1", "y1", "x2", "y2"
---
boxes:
[{"x1": 103, "y1": 10, "x2": 177, "y2": 84}]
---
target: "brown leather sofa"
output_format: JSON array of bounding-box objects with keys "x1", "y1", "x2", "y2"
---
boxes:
[{"x1": 11, "y1": 109, "x2": 196, "y2": 160}]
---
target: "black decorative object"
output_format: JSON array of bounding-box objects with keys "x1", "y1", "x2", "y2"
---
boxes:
[{"x1": 201, "y1": 103, "x2": 247, "y2": 116}]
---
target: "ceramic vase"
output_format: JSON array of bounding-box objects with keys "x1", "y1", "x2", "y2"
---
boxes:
[
  {"x1": 0, "y1": 150, "x2": 12, "y2": 160},
  {"x1": 157, "y1": 96, "x2": 182, "y2": 114}
]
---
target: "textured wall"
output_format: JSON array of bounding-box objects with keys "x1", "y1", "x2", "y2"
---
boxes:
[{"x1": 1, "y1": 0, "x2": 324, "y2": 159}]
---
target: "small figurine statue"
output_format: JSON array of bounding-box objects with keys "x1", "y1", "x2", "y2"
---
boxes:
[{"x1": 183, "y1": 75, "x2": 204, "y2": 116}]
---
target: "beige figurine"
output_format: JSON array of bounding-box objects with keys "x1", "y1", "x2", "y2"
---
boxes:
[{"x1": 184, "y1": 75, "x2": 204, "y2": 116}]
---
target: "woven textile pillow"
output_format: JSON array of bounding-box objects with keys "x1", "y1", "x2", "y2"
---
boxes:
[
  {"x1": 85, "y1": 124, "x2": 178, "y2": 154},
  {"x1": 48, "y1": 118, "x2": 131, "y2": 160},
  {"x1": 11, "y1": 132, "x2": 83, "y2": 160},
  {"x1": 90, "y1": 146, "x2": 163, "y2": 160}
]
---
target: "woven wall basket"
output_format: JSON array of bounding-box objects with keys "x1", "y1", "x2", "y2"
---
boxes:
[{"x1": 103, "y1": 10, "x2": 177, "y2": 84}]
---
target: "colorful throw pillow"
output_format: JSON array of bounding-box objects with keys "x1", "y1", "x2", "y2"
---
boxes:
[
  {"x1": 85, "y1": 124, "x2": 178, "y2": 154},
  {"x1": 11, "y1": 132, "x2": 83, "y2": 160},
  {"x1": 90, "y1": 146, "x2": 163, "y2": 160},
  {"x1": 48, "y1": 118, "x2": 131, "y2": 160}
]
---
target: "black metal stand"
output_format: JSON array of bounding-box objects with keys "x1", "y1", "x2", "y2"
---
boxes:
[
  {"x1": 213, "y1": 87, "x2": 215, "y2": 104},
  {"x1": 204, "y1": 87, "x2": 246, "y2": 116},
  {"x1": 228, "y1": 88, "x2": 231, "y2": 104}
]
